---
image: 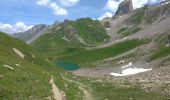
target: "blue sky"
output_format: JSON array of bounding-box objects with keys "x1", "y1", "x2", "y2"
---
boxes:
[
  {"x1": 0, "y1": 0, "x2": 107, "y2": 25},
  {"x1": 0, "y1": 0, "x2": 162, "y2": 33}
]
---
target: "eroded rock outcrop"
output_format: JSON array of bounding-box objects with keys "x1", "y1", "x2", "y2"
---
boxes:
[{"x1": 115, "y1": 0, "x2": 133, "y2": 16}]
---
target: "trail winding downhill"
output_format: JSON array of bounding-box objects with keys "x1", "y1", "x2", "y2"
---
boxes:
[
  {"x1": 49, "y1": 76, "x2": 65, "y2": 100},
  {"x1": 62, "y1": 76, "x2": 93, "y2": 100}
]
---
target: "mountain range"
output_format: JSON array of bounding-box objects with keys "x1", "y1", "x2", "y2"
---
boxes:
[{"x1": 1, "y1": 0, "x2": 170, "y2": 99}]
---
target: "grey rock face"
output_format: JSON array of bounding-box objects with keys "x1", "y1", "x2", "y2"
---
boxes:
[
  {"x1": 13, "y1": 24, "x2": 49, "y2": 44},
  {"x1": 13, "y1": 20, "x2": 60, "y2": 44},
  {"x1": 115, "y1": 0, "x2": 133, "y2": 16}
]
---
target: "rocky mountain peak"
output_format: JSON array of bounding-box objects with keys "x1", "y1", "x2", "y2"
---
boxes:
[
  {"x1": 13, "y1": 24, "x2": 49, "y2": 44},
  {"x1": 115, "y1": 0, "x2": 133, "y2": 16}
]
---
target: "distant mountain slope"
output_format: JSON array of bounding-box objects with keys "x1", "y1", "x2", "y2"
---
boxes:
[
  {"x1": 13, "y1": 24, "x2": 49, "y2": 44},
  {"x1": 1, "y1": 0, "x2": 170, "y2": 99},
  {"x1": 106, "y1": 0, "x2": 170, "y2": 41},
  {"x1": 32, "y1": 18, "x2": 110, "y2": 56},
  {"x1": 127, "y1": 0, "x2": 170, "y2": 25}
]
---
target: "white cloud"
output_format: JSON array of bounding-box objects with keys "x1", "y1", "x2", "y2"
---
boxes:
[
  {"x1": 36, "y1": 0, "x2": 68, "y2": 16},
  {"x1": 104, "y1": 0, "x2": 124, "y2": 12},
  {"x1": 36, "y1": 0, "x2": 50, "y2": 6},
  {"x1": 132, "y1": 0, "x2": 162, "y2": 9},
  {"x1": 0, "y1": 22, "x2": 33, "y2": 34},
  {"x1": 49, "y1": 2, "x2": 68, "y2": 15},
  {"x1": 132, "y1": 0, "x2": 148, "y2": 9},
  {"x1": 104, "y1": 0, "x2": 162, "y2": 13},
  {"x1": 98, "y1": 12, "x2": 113, "y2": 20},
  {"x1": 36, "y1": 0, "x2": 79, "y2": 16},
  {"x1": 150, "y1": 0, "x2": 157, "y2": 2},
  {"x1": 58, "y1": 0, "x2": 79, "y2": 7},
  {"x1": 15, "y1": 22, "x2": 33, "y2": 32}
]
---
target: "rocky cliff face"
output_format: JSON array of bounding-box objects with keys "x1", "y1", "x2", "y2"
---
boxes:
[
  {"x1": 142, "y1": 0, "x2": 170, "y2": 23},
  {"x1": 115, "y1": 0, "x2": 133, "y2": 16},
  {"x1": 13, "y1": 21, "x2": 60, "y2": 44},
  {"x1": 13, "y1": 24, "x2": 49, "y2": 44}
]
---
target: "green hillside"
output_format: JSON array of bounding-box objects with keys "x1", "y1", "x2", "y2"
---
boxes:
[
  {"x1": 57, "y1": 39, "x2": 145, "y2": 67},
  {"x1": 0, "y1": 32, "x2": 84, "y2": 100},
  {"x1": 1, "y1": 0, "x2": 170, "y2": 99},
  {"x1": 151, "y1": 31, "x2": 170, "y2": 60},
  {"x1": 32, "y1": 18, "x2": 110, "y2": 56}
]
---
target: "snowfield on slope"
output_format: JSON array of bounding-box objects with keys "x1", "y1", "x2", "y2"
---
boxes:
[{"x1": 110, "y1": 67, "x2": 152, "y2": 76}]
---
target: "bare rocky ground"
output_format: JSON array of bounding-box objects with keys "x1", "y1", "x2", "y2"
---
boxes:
[
  {"x1": 108, "y1": 66, "x2": 170, "y2": 95},
  {"x1": 49, "y1": 76, "x2": 66, "y2": 100},
  {"x1": 72, "y1": 15, "x2": 170, "y2": 96},
  {"x1": 72, "y1": 38, "x2": 158, "y2": 78},
  {"x1": 88, "y1": 14, "x2": 170, "y2": 50},
  {"x1": 73, "y1": 55, "x2": 170, "y2": 93}
]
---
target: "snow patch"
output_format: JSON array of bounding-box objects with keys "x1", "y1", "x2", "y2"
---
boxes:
[
  {"x1": 166, "y1": 2, "x2": 170, "y2": 5},
  {"x1": 106, "y1": 28, "x2": 110, "y2": 31},
  {"x1": 118, "y1": 60, "x2": 125, "y2": 64},
  {"x1": 12, "y1": 48, "x2": 25, "y2": 59},
  {"x1": 161, "y1": 1, "x2": 170, "y2": 5},
  {"x1": 123, "y1": 37, "x2": 127, "y2": 39},
  {"x1": 121, "y1": 62, "x2": 133, "y2": 68},
  {"x1": 4, "y1": 65, "x2": 14, "y2": 70},
  {"x1": 110, "y1": 67, "x2": 152, "y2": 76}
]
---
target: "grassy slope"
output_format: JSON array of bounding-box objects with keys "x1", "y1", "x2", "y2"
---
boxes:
[
  {"x1": 72, "y1": 18, "x2": 109, "y2": 44},
  {"x1": 0, "y1": 32, "x2": 83, "y2": 100},
  {"x1": 2, "y1": 32, "x2": 167, "y2": 99},
  {"x1": 117, "y1": 26, "x2": 141, "y2": 37},
  {"x1": 152, "y1": 46, "x2": 170, "y2": 60},
  {"x1": 129, "y1": 3, "x2": 170, "y2": 25},
  {"x1": 116, "y1": 3, "x2": 170, "y2": 38},
  {"x1": 151, "y1": 31, "x2": 170, "y2": 60},
  {"x1": 129, "y1": 7, "x2": 145, "y2": 25},
  {"x1": 58, "y1": 39, "x2": 145, "y2": 66},
  {"x1": 32, "y1": 18, "x2": 110, "y2": 59},
  {"x1": 91, "y1": 82, "x2": 167, "y2": 100},
  {"x1": 75, "y1": 77, "x2": 168, "y2": 100}
]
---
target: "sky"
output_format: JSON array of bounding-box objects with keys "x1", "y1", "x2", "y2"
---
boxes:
[{"x1": 0, "y1": 0, "x2": 163, "y2": 34}]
